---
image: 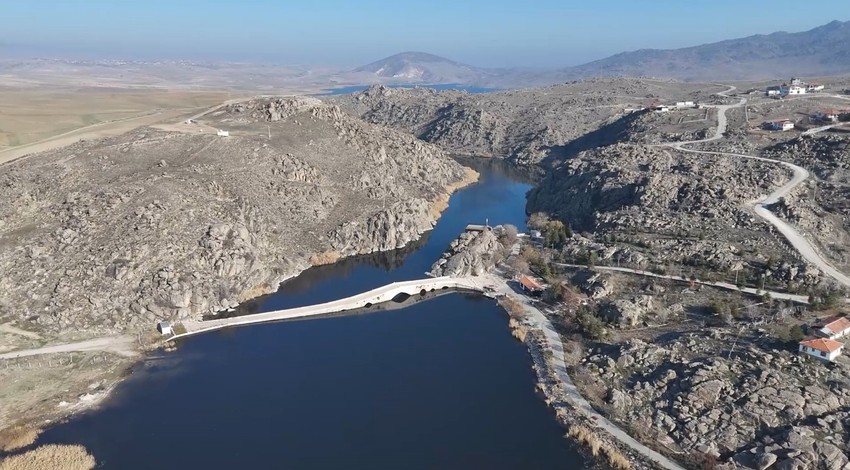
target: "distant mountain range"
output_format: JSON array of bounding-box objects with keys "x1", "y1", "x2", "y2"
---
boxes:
[{"x1": 355, "y1": 20, "x2": 850, "y2": 85}]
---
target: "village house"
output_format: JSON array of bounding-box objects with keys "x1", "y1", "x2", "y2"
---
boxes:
[
  {"x1": 216, "y1": 129, "x2": 230, "y2": 137},
  {"x1": 766, "y1": 86, "x2": 782, "y2": 97},
  {"x1": 799, "y1": 338, "x2": 844, "y2": 362},
  {"x1": 517, "y1": 274, "x2": 545, "y2": 296},
  {"x1": 674, "y1": 101, "x2": 695, "y2": 108},
  {"x1": 806, "y1": 83, "x2": 825, "y2": 92},
  {"x1": 817, "y1": 316, "x2": 850, "y2": 340},
  {"x1": 648, "y1": 104, "x2": 669, "y2": 113},
  {"x1": 780, "y1": 83, "x2": 806, "y2": 95},
  {"x1": 763, "y1": 120, "x2": 795, "y2": 131}
]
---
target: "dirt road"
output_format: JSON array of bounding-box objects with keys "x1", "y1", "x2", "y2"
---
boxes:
[{"x1": 0, "y1": 336, "x2": 138, "y2": 359}]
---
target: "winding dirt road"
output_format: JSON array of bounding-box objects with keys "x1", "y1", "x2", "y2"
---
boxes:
[{"x1": 661, "y1": 87, "x2": 850, "y2": 288}]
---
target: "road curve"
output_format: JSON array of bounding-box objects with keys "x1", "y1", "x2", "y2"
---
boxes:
[{"x1": 660, "y1": 87, "x2": 850, "y2": 288}]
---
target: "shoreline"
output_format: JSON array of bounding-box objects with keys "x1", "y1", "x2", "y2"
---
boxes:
[
  {"x1": 490, "y1": 272, "x2": 682, "y2": 470},
  {"x1": 0, "y1": 161, "x2": 483, "y2": 443}
]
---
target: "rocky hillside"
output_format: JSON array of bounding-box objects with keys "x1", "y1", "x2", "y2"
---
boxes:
[
  {"x1": 581, "y1": 335, "x2": 850, "y2": 469},
  {"x1": 761, "y1": 135, "x2": 850, "y2": 272},
  {"x1": 527, "y1": 143, "x2": 787, "y2": 234},
  {"x1": 0, "y1": 97, "x2": 470, "y2": 334},
  {"x1": 330, "y1": 79, "x2": 724, "y2": 165}
]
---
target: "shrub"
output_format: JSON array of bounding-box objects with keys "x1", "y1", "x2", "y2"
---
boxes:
[
  {"x1": 0, "y1": 426, "x2": 41, "y2": 451},
  {"x1": 0, "y1": 444, "x2": 96, "y2": 470}
]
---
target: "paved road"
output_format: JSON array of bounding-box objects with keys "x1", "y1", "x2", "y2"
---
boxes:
[
  {"x1": 485, "y1": 273, "x2": 686, "y2": 470},
  {"x1": 553, "y1": 263, "x2": 811, "y2": 303},
  {"x1": 659, "y1": 87, "x2": 850, "y2": 289},
  {"x1": 0, "y1": 336, "x2": 138, "y2": 359}
]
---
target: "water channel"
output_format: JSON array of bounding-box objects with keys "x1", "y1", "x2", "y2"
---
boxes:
[{"x1": 37, "y1": 158, "x2": 589, "y2": 469}]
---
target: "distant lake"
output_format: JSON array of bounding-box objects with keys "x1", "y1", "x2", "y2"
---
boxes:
[
  {"x1": 319, "y1": 83, "x2": 499, "y2": 95},
  {"x1": 36, "y1": 159, "x2": 587, "y2": 469}
]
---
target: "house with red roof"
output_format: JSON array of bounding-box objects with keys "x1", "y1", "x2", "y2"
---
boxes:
[
  {"x1": 517, "y1": 275, "x2": 544, "y2": 295},
  {"x1": 817, "y1": 316, "x2": 850, "y2": 340},
  {"x1": 799, "y1": 338, "x2": 844, "y2": 362}
]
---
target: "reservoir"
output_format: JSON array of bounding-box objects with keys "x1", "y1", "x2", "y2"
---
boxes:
[{"x1": 36, "y1": 158, "x2": 589, "y2": 469}]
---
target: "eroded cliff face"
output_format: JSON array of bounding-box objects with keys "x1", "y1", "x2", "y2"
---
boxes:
[{"x1": 0, "y1": 97, "x2": 470, "y2": 334}]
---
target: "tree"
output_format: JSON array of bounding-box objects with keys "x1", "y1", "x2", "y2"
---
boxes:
[
  {"x1": 576, "y1": 306, "x2": 608, "y2": 340},
  {"x1": 499, "y1": 224, "x2": 519, "y2": 246},
  {"x1": 528, "y1": 212, "x2": 550, "y2": 230},
  {"x1": 786, "y1": 324, "x2": 805, "y2": 342},
  {"x1": 509, "y1": 256, "x2": 530, "y2": 275}
]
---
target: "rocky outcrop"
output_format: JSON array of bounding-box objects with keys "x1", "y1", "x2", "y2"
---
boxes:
[
  {"x1": 580, "y1": 334, "x2": 850, "y2": 467},
  {"x1": 0, "y1": 97, "x2": 470, "y2": 334},
  {"x1": 430, "y1": 227, "x2": 507, "y2": 277},
  {"x1": 599, "y1": 295, "x2": 655, "y2": 326},
  {"x1": 528, "y1": 143, "x2": 788, "y2": 233}
]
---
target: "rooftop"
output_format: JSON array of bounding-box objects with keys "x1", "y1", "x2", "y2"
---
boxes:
[
  {"x1": 800, "y1": 337, "x2": 844, "y2": 353},
  {"x1": 821, "y1": 317, "x2": 850, "y2": 335},
  {"x1": 518, "y1": 275, "x2": 544, "y2": 291}
]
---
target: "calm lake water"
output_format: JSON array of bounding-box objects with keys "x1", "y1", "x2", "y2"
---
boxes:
[
  {"x1": 37, "y1": 158, "x2": 589, "y2": 469},
  {"x1": 320, "y1": 83, "x2": 499, "y2": 95}
]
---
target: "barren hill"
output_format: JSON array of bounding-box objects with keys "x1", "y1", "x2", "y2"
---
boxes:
[
  {"x1": 0, "y1": 97, "x2": 469, "y2": 333},
  {"x1": 353, "y1": 51, "x2": 488, "y2": 83}
]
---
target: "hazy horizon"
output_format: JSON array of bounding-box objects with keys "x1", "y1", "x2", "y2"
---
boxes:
[{"x1": 2, "y1": 1, "x2": 848, "y2": 68}]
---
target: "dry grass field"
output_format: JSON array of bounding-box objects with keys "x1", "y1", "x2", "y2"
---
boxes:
[{"x1": 0, "y1": 87, "x2": 231, "y2": 160}]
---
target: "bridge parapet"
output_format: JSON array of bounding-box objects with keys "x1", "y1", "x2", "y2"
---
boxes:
[{"x1": 170, "y1": 277, "x2": 483, "y2": 341}]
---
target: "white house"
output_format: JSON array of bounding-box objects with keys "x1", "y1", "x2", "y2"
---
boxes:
[
  {"x1": 766, "y1": 86, "x2": 782, "y2": 97},
  {"x1": 799, "y1": 338, "x2": 844, "y2": 362},
  {"x1": 818, "y1": 317, "x2": 850, "y2": 339},
  {"x1": 806, "y1": 83, "x2": 825, "y2": 92},
  {"x1": 217, "y1": 130, "x2": 230, "y2": 137},
  {"x1": 649, "y1": 104, "x2": 669, "y2": 113},
  {"x1": 157, "y1": 321, "x2": 173, "y2": 336},
  {"x1": 763, "y1": 120, "x2": 795, "y2": 131},
  {"x1": 675, "y1": 101, "x2": 695, "y2": 108},
  {"x1": 780, "y1": 84, "x2": 806, "y2": 95}
]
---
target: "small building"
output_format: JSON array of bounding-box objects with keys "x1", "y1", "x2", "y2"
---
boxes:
[
  {"x1": 806, "y1": 83, "x2": 825, "y2": 92},
  {"x1": 157, "y1": 321, "x2": 173, "y2": 336},
  {"x1": 790, "y1": 77, "x2": 804, "y2": 86},
  {"x1": 465, "y1": 224, "x2": 487, "y2": 233},
  {"x1": 518, "y1": 275, "x2": 544, "y2": 295},
  {"x1": 814, "y1": 109, "x2": 841, "y2": 122},
  {"x1": 763, "y1": 120, "x2": 795, "y2": 131},
  {"x1": 817, "y1": 316, "x2": 850, "y2": 340},
  {"x1": 780, "y1": 84, "x2": 806, "y2": 95},
  {"x1": 766, "y1": 86, "x2": 782, "y2": 97},
  {"x1": 216, "y1": 130, "x2": 230, "y2": 137},
  {"x1": 799, "y1": 338, "x2": 844, "y2": 362},
  {"x1": 675, "y1": 101, "x2": 695, "y2": 108},
  {"x1": 649, "y1": 104, "x2": 669, "y2": 113}
]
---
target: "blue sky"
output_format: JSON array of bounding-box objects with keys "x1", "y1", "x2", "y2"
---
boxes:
[{"x1": 1, "y1": 0, "x2": 847, "y2": 67}]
